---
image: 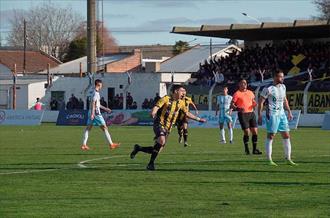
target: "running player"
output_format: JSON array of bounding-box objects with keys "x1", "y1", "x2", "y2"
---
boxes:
[
  {"x1": 231, "y1": 79, "x2": 262, "y2": 155},
  {"x1": 176, "y1": 94, "x2": 199, "y2": 147},
  {"x1": 81, "y1": 79, "x2": 120, "y2": 151},
  {"x1": 215, "y1": 85, "x2": 233, "y2": 144},
  {"x1": 258, "y1": 69, "x2": 297, "y2": 166},
  {"x1": 130, "y1": 85, "x2": 206, "y2": 171}
]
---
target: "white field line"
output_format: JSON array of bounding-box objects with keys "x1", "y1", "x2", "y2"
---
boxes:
[{"x1": 0, "y1": 168, "x2": 59, "y2": 175}]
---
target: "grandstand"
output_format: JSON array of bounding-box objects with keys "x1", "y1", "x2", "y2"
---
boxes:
[{"x1": 170, "y1": 20, "x2": 330, "y2": 115}]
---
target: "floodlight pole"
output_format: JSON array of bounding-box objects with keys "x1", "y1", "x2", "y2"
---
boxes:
[{"x1": 242, "y1": 12, "x2": 262, "y2": 24}]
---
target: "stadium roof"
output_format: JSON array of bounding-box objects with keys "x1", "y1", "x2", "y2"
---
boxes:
[
  {"x1": 159, "y1": 44, "x2": 240, "y2": 73},
  {"x1": 171, "y1": 20, "x2": 330, "y2": 41}
]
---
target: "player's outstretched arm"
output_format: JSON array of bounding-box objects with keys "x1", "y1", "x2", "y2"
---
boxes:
[
  {"x1": 186, "y1": 111, "x2": 206, "y2": 123},
  {"x1": 100, "y1": 105, "x2": 111, "y2": 113}
]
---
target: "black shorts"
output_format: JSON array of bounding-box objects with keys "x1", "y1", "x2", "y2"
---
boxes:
[
  {"x1": 238, "y1": 112, "x2": 257, "y2": 130},
  {"x1": 176, "y1": 117, "x2": 188, "y2": 128},
  {"x1": 153, "y1": 122, "x2": 169, "y2": 138}
]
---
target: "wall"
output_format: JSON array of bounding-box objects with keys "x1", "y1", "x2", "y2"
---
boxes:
[
  {"x1": 2, "y1": 84, "x2": 29, "y2": 109},
  {"x1": 28, "y1": 81, "x2": 48, "y2": 109},
  {"x1": 160, "y1": 73, "x2": 191, "y2": 83},
  {"x1": 105, "y1": 49, "x2": 141, "y2": 73},
  {"x1": 0, "y1": 64, "x2": 12, "y2": 78},
  {"x1": 47, "y1": 73, "x2": 164, "y2": 109}
]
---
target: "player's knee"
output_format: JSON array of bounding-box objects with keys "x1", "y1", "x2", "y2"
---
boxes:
[
  {"x1": 282, "y1": 133, "x2": 290, "y2": 139},
  {"x1": 157, "y1": 137, "x2": 166, "y2": 146},
  {"x1": 268, "y1": 134, "x2": 275, "y2": 139},
  {"x1": 183, "y1": 129, "x2": 188, "y2": 135}
]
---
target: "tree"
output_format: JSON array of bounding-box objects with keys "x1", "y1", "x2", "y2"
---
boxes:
[
  {"x1": 313, "y1": 0, "x2": 330, "y2": 20},
  {"x1": 75, "y1": 21, "x2": 119, "y2": 56},
  {"x1": 63, "y1": 37, "x2": 87, "y2": 62},
  {"x1": 64, "y1": 21, "x2": 119, "y2": 62},
  {"x1": 173, "y1": 40, "x2": 190, "y2": 55},
  {"x1": 7, "y1": 3, "x2": 84, "y2": 60}
]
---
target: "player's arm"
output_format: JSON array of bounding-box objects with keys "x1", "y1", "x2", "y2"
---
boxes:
[
  {"x1": 186, "y1": 111, "x2": 206, "y2": 123},
  {"x1": 100, "y1": 105, "x2": 111, "y2": 113},
  {"x1": 150, "y1": 106, "x2": 160, "y2": 119},
  {"x1": 91, "y1": 100, "x2": 96, "y2": 120},
  {"x1": 151, "y1": 97, "x2": 166, "y2": 118},
  {"x1": 215, "y1": 103, "x2": 219, "y2": 116},
  {"x1": 230, "y1": 98, "x2": 238, "y2": 111},
  {"x1": 190, "y1": 101, "x2": 199, "y2": 115},
  {"x1": 258, "y1": 96, "x2": 266, "y2": 125},
  {"x1": 284, "y1": 97, "x2": 293, "y2": 120}
]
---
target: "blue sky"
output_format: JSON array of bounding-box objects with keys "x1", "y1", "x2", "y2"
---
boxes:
[{"x1": 0, "y1": 0, "x2": 319, "y2": 45}]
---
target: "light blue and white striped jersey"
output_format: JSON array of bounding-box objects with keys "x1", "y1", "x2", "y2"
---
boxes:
[
  {"x1": 260, "y1": 84, "x2": 286, "y2": 115},
  {"x1": 217, "y1": 95, "x2": 232, "y2": 116}
]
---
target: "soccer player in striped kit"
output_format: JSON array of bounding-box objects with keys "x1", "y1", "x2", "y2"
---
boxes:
[
  {"x1": 258, "y1": 69, "x2": 297, "y2": 166},
  {"x1": 130, "y1": 85, "x2": 206, "y2": 171},
  {"x1": 215, "y1": 85, "x2": 234, "y2": 144}
]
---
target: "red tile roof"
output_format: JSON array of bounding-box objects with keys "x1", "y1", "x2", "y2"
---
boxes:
[{"x1": 0, "y1": 50, "x2": 61, "y2": 73}]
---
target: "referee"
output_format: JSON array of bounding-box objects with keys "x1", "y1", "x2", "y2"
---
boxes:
[{"x1": 231, "y1": 79, "x2": 262, "y2": 155}]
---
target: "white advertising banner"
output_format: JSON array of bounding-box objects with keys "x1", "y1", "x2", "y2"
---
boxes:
[{"x1": 0, "y1": 110, "x2": 44, "y2": 126}]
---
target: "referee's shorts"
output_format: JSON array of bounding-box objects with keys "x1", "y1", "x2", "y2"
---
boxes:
[{"x1": 238, "y1": 112, "x2": 257, "y2": 130}]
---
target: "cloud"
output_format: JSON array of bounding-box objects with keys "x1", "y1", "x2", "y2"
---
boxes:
[
  {"x1": 109, "y1": 17, "x2": 239, "y2": 33},
  {"x1": 104, "y1": 13, "x2": 135, "y2": 19},
  {"x1": 108, "y1": 0, "x2": 198, "y2": 8}
]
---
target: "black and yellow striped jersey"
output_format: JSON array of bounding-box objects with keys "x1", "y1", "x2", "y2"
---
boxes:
[
  {"x1": 178, "y1": 97, "x2": 194, "y2": 121},
  {"x1": 154, "y1": 95, "x2": 188, "y2": 131}
]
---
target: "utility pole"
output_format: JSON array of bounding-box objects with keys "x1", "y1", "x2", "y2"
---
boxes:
[
  {"x1": 87, "y1": 0, "x2": 97, "y2": 75},
  {"x1": 23, "y1": 19, "x2": 27, "y2": 75},
  {"x1": 12, "y1": 64, "x2": 17, "y2": 110}
]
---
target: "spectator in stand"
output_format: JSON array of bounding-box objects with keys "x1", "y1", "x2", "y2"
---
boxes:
[
  {"x1": 50, "y1": 98, "x2": 58, "y2": 110},
  {"x1": 119, "y1": 93, "x2": 124, "y2": 109},
  {"x1": 70, "y1": 94, "x2": 79, "y2": 109},
  {"x1": 126, "y1": 92, "x2": 134, "y2": 109},
  {"x1": 78, "y1": 98, "x2": 84, "y2": 110},
  {"x1": 66, "y1": 99, "x2": 73, "y2": 110},
  {"x1": 33, "y1": 98, "x2": 44, "y2": 110},
  {"x1": 142, "y1": 98, "x2": 149, "y2": 109},
  {"x1": 113, "y1": 94, "x2": 120, "y2": 109},
  {"x1": 131, "y1": 101, "x2": 138, "y2": 109},
  {"x1": 193, "y1": 41, "x2": 330, "y2": 85}
]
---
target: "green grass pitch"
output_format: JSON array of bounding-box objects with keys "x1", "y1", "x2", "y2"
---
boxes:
[{"x1": 0, "y1": 124, "x2": 329, "y2": 217}]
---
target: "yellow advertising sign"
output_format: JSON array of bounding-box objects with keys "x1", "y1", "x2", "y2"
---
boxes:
[{"x1": 286, "y1": 91, "x2": 330, "y2": 113}]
